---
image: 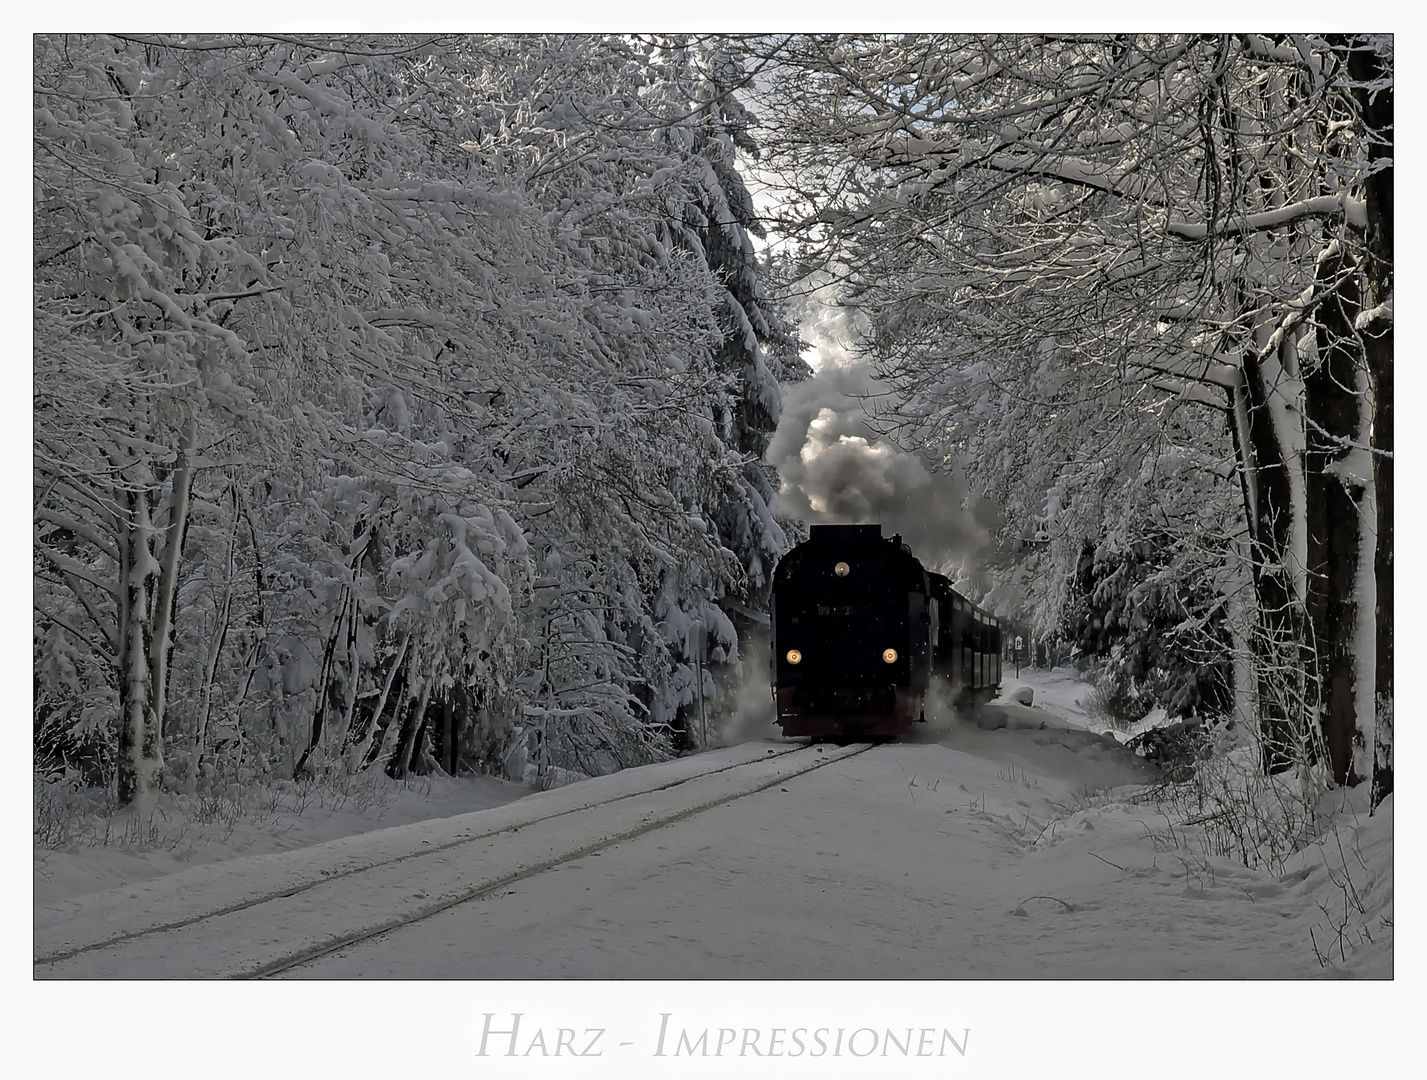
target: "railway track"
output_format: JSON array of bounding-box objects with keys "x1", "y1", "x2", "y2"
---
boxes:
[{"x1": 35, "y1": 741, "x2": 876, "y2": 979}]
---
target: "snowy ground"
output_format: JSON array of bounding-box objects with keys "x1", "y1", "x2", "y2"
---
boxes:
[
  {"x1": 994, "y1": 664, "x2": 1169, "y2": 739},
  {"x1": 35, "y1": 666, "x2": 1391, "y2": 983},
  {"x1": 34, "y1": 769, "x2": 531, "y2": 904},
  {"x1": 270, "y1": 745, "x2": 1379, "y2": 980},
  {"x1": 283, "y1": 744, "x2": 1388, "y2": 981},
  {"x1": 28, "y1": 666, "x2": 1096, "y2": 908},
  {"x1": 29, "y1": 666, "x2": 1400, "y2": 1076},
  {"x1": 996, "y1": 665, "x2": 1099, "y2": 725}
]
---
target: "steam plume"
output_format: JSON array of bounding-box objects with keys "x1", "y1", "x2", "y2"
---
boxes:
[{"x1": 767, "y1": 360, "x2": 992, "y2": 574}]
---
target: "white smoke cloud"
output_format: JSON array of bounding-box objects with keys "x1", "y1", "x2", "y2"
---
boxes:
[
  {"x1": 716, "y1": 632, "x2": 780, "y2": 746},
  {"x1": 767, "y1": 356, "x2": 994, "y2": 576}
]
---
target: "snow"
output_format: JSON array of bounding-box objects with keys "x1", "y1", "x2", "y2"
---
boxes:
[
  {"x1": 994, "y1": 666, "x2": 1099, "y2": 728},
  {"x1": 17, "y1": 26, "x2": 1408, "y2": 1080},
  {"x1": 22, "y1": 670, "x2": 1403, "y2": 1078},
  {"x1": 36, "y1": 666, "x2": 1390, "y2": 982},
  {"x1": 1166, "y1": 192, "x2": 1368, "y2": 237},
  {"x1": 33, "y1": 771, "x2": 530, "y2": 905},
  {"x1": 995, "y1": 666, "x2": 1181, "y2": 742}
]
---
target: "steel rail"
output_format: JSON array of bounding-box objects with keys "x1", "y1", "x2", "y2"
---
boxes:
[
  {"x1": 247, "y1": 743, "x2": 878, "y2": 979},
  {"x1": 35, "y1": 742, "x2": 816, "y2": 968}
]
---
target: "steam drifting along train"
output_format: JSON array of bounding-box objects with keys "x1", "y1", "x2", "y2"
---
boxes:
[{"x1": 770, "y1": 523, "x2": 1001, "y2": 740}]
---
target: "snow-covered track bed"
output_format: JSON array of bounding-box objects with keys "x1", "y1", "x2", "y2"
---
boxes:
[{"x1": 35, "y1": 741, "x2": 872, "y2": 978}]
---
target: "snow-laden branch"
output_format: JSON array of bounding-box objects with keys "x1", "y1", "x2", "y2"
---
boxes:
[
  {"x1": 1287, "y1": 404, "x2": 1393, "y2": 459},
  {"x1": 1126, "y1": 352, "x2": 1243, "y2": 393},
  {"x1": 35, "y1": 508, "x2": 121, "y2": 563},
  {"x1": 36, "y1": 545, "x2": 122, "y2": 601},
  {"x1": 1354, "y1": 298, "x2": 1392, "y2": 330},
  {"x1": 1167, "y1": 193, "x2": 1366, "y2": 240},
  {"x1": 875, "y1": 136, "x2": 1145, "y2": 204},
  {"x1": 1147, "y1": 379, "x2": 1231, "y2": 412}
]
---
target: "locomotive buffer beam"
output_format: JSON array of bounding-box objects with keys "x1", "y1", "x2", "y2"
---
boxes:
[{"x1": 776, "y1": 684, "x2": 923, "y2": 740}]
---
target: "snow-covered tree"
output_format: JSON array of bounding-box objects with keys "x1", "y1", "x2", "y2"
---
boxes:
[
  {"x1": 34, "y1": 33, "x2": 805, "y2": 800},
  {"x1": 442, "y1": 35, "x2": 806, "y2": 755},
  {"x1": 751, "y1": 34, "x2": 1391, "y2": 800}
]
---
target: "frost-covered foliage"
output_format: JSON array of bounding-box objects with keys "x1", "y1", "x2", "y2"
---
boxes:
[
  {"x1": 752, "y1": 34, "x2": 1392, "y2": 799},
  {"x1": 1061, "y1": 536, "x2": 1234, "y2": 723},
  {"x1": 34, "y1": 34, "x2": 800, "y2": 802}
]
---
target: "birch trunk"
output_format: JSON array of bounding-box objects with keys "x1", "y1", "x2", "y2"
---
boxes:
[
  {"x1": 116, "y1": 470, "x2": 162, "y2": 805},
  {"x1": 148, "y1": 419, "x2": 197, "y2": 753},
  {"x1": 1342, "y1": 40, "x2": 1394, "y2": 808},
  {"x1": 187, "y1": 486, "x2": 241, "y2": 793},
  {"x1": 115, "y1": 421, "x2": 198, "y2": 805}
]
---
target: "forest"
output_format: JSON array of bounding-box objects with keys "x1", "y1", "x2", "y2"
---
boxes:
[{"x1": 34, "y1": 34, "x2": 1392, "y2": 814}]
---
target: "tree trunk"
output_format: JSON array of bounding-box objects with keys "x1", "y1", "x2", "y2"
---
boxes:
[
  {"x1": 295, "y1": 585, "x2": 350, "y2": 777},
  {"x1": 113, "y1": 421, "x2": 200, "y2": 805},
  {"x1": 116, "y1": 472, "x2": 162, "y2": 806},
  {"x1": 442, "y1": 692, "x2": 456, "y2": 775},
  {"x1": 1303, "y1": 246, "x2": 1366, "y2": 786},
  {"x1": 1342, "y1": 39, "x2": 1394, "y2": 808},
  {"x1": 327, "y1": 601, "x2": 362, "y2": 771},
  {"x1": 187, "y1": 485, "x2": 241, "y2": 793},
  {"x1": 387, "y1": 673, "x2": 432, "y2": 779},
  {"x1": 148, "y1": 419, "x2": 197, "y2": 754},
  {"x1": 1368, "y1": 338, "x2": 1392, "y2": 807},
  {"x1": 1237, "y1": 352, "x2": 1311, "y2": 774},
  {"x1": 351, "y1": 632, "x2": 410, "y2": 772}
]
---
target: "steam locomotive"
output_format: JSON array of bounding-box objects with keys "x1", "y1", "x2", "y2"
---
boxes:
[{"x1": 770, "y1": 523, "x2": 1001, "y2": 740}]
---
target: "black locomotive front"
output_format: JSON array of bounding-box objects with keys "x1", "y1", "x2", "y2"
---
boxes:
[{"x1": 770, "y1": 523, "x2": 933, "y2": 739}]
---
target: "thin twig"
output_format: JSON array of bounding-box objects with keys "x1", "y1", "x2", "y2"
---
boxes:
[
  {"x1": 1087, "y1": 851, "x2": 1125, "y2": 871},
  {"x1": 1309, "y1": 926, "x2": 1328, "y2": 967}
]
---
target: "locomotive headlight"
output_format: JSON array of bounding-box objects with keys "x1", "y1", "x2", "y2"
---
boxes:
[
  {"x1": 786, "y1": 649, "x2": 803, "y2": 664},
  {"x1": 882, "y1": 648, "x2": 898, "y2": 664},
  {"x1": 834, "y1": 561, "x2": 850, "y2": 577}
]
